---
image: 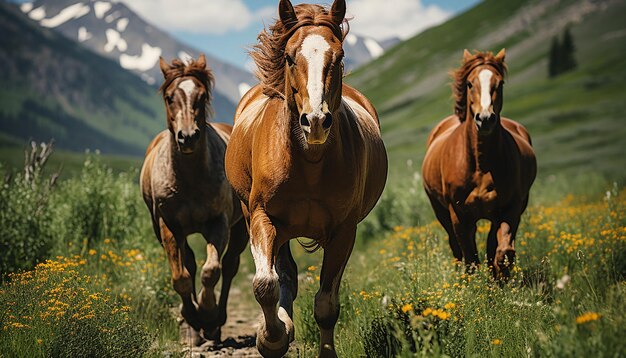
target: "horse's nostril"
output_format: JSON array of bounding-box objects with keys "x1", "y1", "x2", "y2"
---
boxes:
[
  {"x1": 322, "y1": 113, "x2": 332, "y2": 129},
  {"x1": 300, "y1": 113, "x2": 310, "y2": 127},
  {"x1": 177, "y1": 131, "x2": 184, "y2": 142}
]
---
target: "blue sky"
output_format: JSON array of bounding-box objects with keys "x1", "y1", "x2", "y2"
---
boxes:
[{"x1": 125, "y1": 0, "x2": 481, "y2": 69}]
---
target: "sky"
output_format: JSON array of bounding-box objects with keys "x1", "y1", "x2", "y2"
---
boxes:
[{"x1": 123, "y1": 0, "x2": 481, "y2": 69}]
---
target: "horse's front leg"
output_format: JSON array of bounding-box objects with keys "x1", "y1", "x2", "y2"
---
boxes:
[
  {"x1": 493, "y1": 214, "x2": 520, "y2": 279},
  {"x1": 198, "y1": 214, "x2": 229, "y2": 339},
  {"x1": 449, "y1": 208, "x2": 479, "y2": 271},
  {"x1": 316, "y1": 221, "x2": 356, "y2": 358},
  {"x1": 250, "y1": 208, "x2": 292, "y2": 358},
  {"x1": 276, "y1": 241, "x2": 298, "y2": 342},
  {"x1": 158, "y1": 218, "x2": 200, "y2": 329}
]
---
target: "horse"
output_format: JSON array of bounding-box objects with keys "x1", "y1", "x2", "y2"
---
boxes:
[
  {"x1": 225, "y1": 1, "x2": 387, "y2": 356},
  {"x1": 422, "y1": 49, "x2": 536, "y2": 279},
  {"x1": 139, "y1": 54, "x2": 248, "y2": 344}
]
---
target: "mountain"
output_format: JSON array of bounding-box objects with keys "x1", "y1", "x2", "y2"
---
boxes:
[
  {"x1": 347, "y1": 0, "x2": 626, "y2": 180},
  {"x1": 343, "y1": 33, "x2": 400, "y2": 71},
  {"x1": 0, "y1": 1, "x2": 164, "y2": 156},
  {"x1": 19, "y1": 0, "x2": 257, "y2": 121}
]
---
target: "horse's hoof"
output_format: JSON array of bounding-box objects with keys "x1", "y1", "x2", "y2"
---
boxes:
[
  {"x1": 202, "y1": 326, "x2": 221, "y2": 342},
  {"x1": 256, "y1": 334, "x2": 290, "y2": 358},
  {"x1": 179, "y1": 321, "x2": 204, "y2": 347}
]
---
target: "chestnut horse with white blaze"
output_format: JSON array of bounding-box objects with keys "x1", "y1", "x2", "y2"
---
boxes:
[
  {"x1": 225, "y1": 0, "x2": 387, "y2": 356},
  {"x1": 140, "y1": 55, "x2": 248, "y2": 344},
  {"x1": 422, "y1": 49, "x2": 536, "y2": 278}
]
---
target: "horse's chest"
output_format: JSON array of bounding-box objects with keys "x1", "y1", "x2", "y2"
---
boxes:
[
  {"x1": 463, "y1": 174, "x2": 499, "y2": 213},
  {"x1": 158, "y1": 186, "x2": 226, "y2": 228}
]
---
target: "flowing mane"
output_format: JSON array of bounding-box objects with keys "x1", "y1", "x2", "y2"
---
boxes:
[
  {"x1": 452, "y1": 50, "x2": 507, "y2": 120},
  {"x1": 250, "y1": 4, "x2": 348, "y2": 98},
  {"x1": 159, "y1": 58, "x2": 215, "y2": 116}
]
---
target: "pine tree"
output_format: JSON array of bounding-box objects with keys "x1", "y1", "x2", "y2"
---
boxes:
[
  {"x1": 548, "y1": 36, "x2": 561, "y2": 78},
  {"x1": 561, "y1": 28, "x2": 577, "y2": 72}
]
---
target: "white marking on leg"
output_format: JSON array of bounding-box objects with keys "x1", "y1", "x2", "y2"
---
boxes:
[
  {"x1": 479, "y1": 69, "x2": 493, "y2": 115},
  {"x1": 251, "y1": 242, "x2": 277, "y2": 279},
  {"x1": 301, "y1": 34, "x2": 331, "y2": 118}
]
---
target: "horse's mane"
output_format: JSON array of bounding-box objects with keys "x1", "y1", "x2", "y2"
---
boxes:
[
  {"x1": 250, "y1": 4, "x2": 348, "y2": 99},
  {"x1": 452, "y1": 50, "x2": 507, "y2": 120},
  {"x1": 159, "y1": 58, "x2": 215, "y2": 116}
]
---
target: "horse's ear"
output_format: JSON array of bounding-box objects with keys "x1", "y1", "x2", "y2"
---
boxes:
[
  {"x1": 197, "y1": 53, "x2": 207, "y2": 69},
  {"x1": 330, "y1": 0, "x2": 346, "y2": 25},
  {"x1": 279, "y1": 0, "x2": 297, "y2": 29},
  {"x1": 159, "y1": 57, "x2": 170, "y2": 77},
  {"x1": 463, "y1": 49, "x2": 472, "y2": 62},
  {"x1": 495, "y1": 48, "x2": 506, "y2": 62}
]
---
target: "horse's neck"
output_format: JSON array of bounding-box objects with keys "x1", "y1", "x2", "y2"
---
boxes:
[
  {"x1": 463, "y1": 118, "x2": 503, "y2": 172},
  {"x1": 168, "y1": 130, "x2": 210, "y2": 179}
]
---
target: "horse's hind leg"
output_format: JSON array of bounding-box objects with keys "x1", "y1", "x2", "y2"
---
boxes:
[
  {"x1": 211, "y1": 218, "x2": 249, "y2": 338},
  {"x1": 315, "y1": 221, "x2": 356, "y2": 358},
  {"x1": 276, "y1": 241, "x2": 298, "y2": 342},
  {"x1": 250, "y1": 208, "x2": 291, "y2": 358}
]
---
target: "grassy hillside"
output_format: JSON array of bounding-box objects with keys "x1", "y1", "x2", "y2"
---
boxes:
[
  {"x1": 0, "y1": 1, "x2": 165, "y2": 157},
  {"x1": 347, "y1": 0, "x2": 626, "y2": 181}
]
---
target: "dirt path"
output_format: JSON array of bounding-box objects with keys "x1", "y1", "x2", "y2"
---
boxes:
[{"x1": 177, "y1": 286, "x2": 261, "y2": 357}]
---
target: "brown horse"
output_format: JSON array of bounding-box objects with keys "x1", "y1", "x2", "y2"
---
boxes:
[
  {"x1": 140, "y1": 55, "x2": 248, "y2": 344},
  {"x1": 422, "y1": 49, "x2": 536, "y2": 279},
  {"x1": 225, "y1": 0, "x2": 387, "y2": 356}
]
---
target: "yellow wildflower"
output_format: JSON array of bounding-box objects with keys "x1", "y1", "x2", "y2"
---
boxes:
[
  {"x1": 307, "y1": 266, "x2": 317, "y2": 271},
  {"x1": 88, "y1": 249, "x2": 96, "y2": 256},
  {"x1": 492, "y1": 339, "x2": 502, "y2": 345},
  {"x1": 401, "y1": 304, "x2": 412, "y2": 313},
  {"x1": 444, "y1": 302, "x2": 456, "y2": 310},
  {"x1": 576, "y1": 312, "x2": 601, "y2": 324}
]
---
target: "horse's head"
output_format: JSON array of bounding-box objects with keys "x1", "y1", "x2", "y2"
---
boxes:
[
  {"x1": 159, "y1": 54, "x2": 214, "y2": 154},
  {"x1": 279, "y1": 0, "x2": 346, "y2": 145},
  {"x1": 461, "y1": 49, "x2": 506, "y2": 135}
]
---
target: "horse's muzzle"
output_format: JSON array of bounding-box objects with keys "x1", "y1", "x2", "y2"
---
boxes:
[
  {"x1": 177, "y1": 129, "x2": 201, "y2": 154},
  {"x1": 300, "y1": 112, "x2": 332, "y2": 144},
  {"x1": 476, "y1": 113, "x2": 498, "y2": 134}
]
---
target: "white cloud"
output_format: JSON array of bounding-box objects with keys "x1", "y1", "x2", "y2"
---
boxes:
[
  {"x1": 125, "y1": 0, "x2": 274, "y2": 35},
  {"x1": 346, "y1": 0, "x2": 451, "y2": 40}
]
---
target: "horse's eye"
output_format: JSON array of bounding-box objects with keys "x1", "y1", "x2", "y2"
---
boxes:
[
  {"x1": 285, "y1": 54, "x2": 295, "y2": 67},
  {"x1": 166, "y1": 95, "x2": 174, "y2": 105},
  {"x1": 467, "y1": 82, "x2": 473, "y2": 89}
]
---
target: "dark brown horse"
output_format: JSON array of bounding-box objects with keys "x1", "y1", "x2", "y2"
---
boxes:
[
  {"x1": 140, "y1": 55, "x2": 248, "y2": 344},
  {"x1": 225, "y1": 1, "x2": 387, "y2": 356},
  {"x1": 422, "y1": 49, "x2": 536, "y2": 278}
]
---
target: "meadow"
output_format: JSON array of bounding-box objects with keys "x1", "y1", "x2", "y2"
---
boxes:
[{"x1": 0, "y1": 148, "x2": 624, "y2": 357}]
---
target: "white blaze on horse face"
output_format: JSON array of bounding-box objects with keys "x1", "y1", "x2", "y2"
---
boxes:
[
  {"x1": 478, "y1": 69, "x2": 493, "y2": 116},
  {"x1": 178, "y1": 79, "x2": 195, "y2": 98},
  {"x1": 300, "y1": 34, "x2": 331, "y2": 118}
]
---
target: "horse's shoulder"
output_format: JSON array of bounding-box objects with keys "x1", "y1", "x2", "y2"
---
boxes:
[
  {"x1": 427, "y1": 115, "x2": 460, "y2": 148},
  {"x1": 501, "y1": 117, "x2": 534, "y2": 151},
  {"x1": 233, "y1": 85, "x2": 270, "y2": 134},
  {"x1": 341, "y1": 84, "x2": 379, "y2": 122}
]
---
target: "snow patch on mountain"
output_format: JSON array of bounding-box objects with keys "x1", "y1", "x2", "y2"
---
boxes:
[
  {"x1": 178, "y1": 51, "x2": 193, "y2": 64},
  {"x1": 104, "y1": 28, "x2": 127, "y2": 52},
  {"x1": 105, "y1": 10, "x2": 120, "y2": 23},
  {"x1": 363, "y1": 38, "x2": 384, "y2": 59},
  {"x1": 120, "y1": 43, "x2": 162, "y2": 72},
  {"x1": 20, "y1": 2, "x2": 33, "y2": 13},
  {"x1": 345, "y1": 33, "x2": 358, "y2": 46},
  {"x1": 116, "y1": 17, "x2": 128, "y2": 32},
  {"x1": 28, "y1": 6, "x2": 46, "y2": 21},
  {"x1": 94, "y1": 1, "x2": 111, "y2": 19},
  {"x1": 40, "y1": 3, "x2": 90, "y2": 28},
  {"x1": 238, "y1": 82, "x2": 252, "y2": 98},
  {"x1": 78, "y1": 26, "x2": 92, "y2": 42}
]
